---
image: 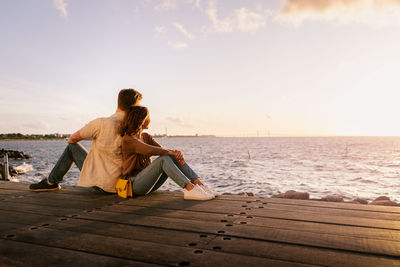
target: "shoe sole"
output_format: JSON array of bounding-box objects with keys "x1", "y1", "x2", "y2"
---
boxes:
[{"x1": 30, "y1": 185, "x2": 61, "y2": 192}]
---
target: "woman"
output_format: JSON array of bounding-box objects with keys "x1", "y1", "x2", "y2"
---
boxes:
[{"x1": 119, "y1": 105, "x2": 217, "y2": 200}]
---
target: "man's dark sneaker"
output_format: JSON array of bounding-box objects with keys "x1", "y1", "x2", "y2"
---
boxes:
[{"x1": 29, "y1": 179, "x2": 61, "y2": 192}]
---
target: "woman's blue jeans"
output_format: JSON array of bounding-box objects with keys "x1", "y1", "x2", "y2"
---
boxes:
[{"x1": 130, "y1": 155, "x2": 199, "y2": 196}]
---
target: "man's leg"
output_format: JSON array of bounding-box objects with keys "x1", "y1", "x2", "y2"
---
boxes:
[
  {"x1": 48, "y1": 143, "x2": 87, "y2": 184},
  {"x1": 30, "y1": 143, "x2": 87, "y2": 191}
]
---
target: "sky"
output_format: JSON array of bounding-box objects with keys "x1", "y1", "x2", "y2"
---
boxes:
[{"x1": 1, "y1": 0, "x2": 400, "y2": 137}]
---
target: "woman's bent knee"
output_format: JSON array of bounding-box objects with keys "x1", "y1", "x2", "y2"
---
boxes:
[{"x1": 159, "y1": 155, "x2": 174, "y2": 162}]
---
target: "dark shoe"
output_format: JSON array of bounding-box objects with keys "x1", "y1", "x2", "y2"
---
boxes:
[{"x1": 29, "y1": 179, "x2": 61, "y2": 192}]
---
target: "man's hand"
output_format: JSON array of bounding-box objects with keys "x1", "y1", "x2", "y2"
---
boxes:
[{"x1": 68, "y1": 131, "x2": 83, "y2": 144}]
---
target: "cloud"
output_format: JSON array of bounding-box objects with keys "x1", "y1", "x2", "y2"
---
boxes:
[
  {"x1": 22, "y1": 121, "x2": 51, "y2": 131},
  {"x1": 235, "y1": 8, "x2": 267, "y2": 32},
  {"x1": 204, "y1": 0, "x2": 268, "y2": 33},
  {"x1": 167, "y1": 40, "x2": 188, "y2": 49},
  {"x1": 173, "y1": 23, "x2": 195, "y2": 39},
  {"x1": 155, "y1": 0, "x2": 176, "y2": 11},
  {"x1": 278, "y1": 0, "x2": 400, "y2": 26},
  {"x1": 53, "y1": 0, "x2": 68, "y2": 18},
  {"x1": 155, "y1": 26, "x2": 166, "y2": 37},
  {"x1": 165, "y1": 117, "x2": 193, "y2": 128},
  {"x1": 184, "y1": 0, "x2": 202, "y2": 8},
  {"x1": 205, "y1": 0, "x2": 234, "y2": 32}
]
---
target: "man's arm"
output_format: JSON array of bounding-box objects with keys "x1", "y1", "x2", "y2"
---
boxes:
[{"x1": 68, "y1": 131, "x2": 84, "y2": 144}]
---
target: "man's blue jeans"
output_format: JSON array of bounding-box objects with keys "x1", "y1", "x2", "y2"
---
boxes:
[
  {"x1": 130, "y1": 155, "x2": 199, "y2": 196},
  {"x1": 48, "y1": 143, "x2": 88, "y2": 184}
]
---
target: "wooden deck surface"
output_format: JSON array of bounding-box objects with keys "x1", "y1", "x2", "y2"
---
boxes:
[{"x1": 1, "y1": 181, "x2": 400, "y2": 266}]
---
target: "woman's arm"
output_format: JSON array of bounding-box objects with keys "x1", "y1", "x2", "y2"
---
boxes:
[
  {"x1": 143, "y1": 133, "x2": 162, "y2": 147},
  {"x1": 123, "y1": 136, "x2": 170, "y2": 156}
]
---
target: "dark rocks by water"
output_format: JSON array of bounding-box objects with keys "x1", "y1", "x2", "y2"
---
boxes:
[
  {"x1": 0, "y1": 164, "x2": 21, "y2": 178},
  {"x1": 351, "y1": 198, "x2": 369, "y2": 205},
  {"x1": 370, "y1": 196, "x2": 400, "y2": 206},
  {"x1": 272, "y1": 190, "x2": 310, "y2": 200},
  {"x1": 0, "y1": 149, "x2": 31, "y2": 160},
  {"x1": 320, "y1": 195, "x2": 344, "y2": 202}
]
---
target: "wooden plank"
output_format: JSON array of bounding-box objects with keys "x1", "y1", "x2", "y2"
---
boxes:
[
  {"x1": 134, "y1": 191, "x2": 400, "y2": 214},
  {"x1": 0, "y1": 212, "x2": 216, "y2": 249},
  {"x1": 1, "y1": 215, "x2": 398, "y2": 267},
  {"x1": 138, "y1": 192, "x2": 400, "y2": 217},
  {"x1": 0, "y1": 194, "x2": 122, "y2": 210},
  {"x1": 7, "y1": 192, "x2": 400, "y2": 232},
  {"x1": 0, "y1": 201, "x2": 84, "y2": 217},
  {"x1": 3, "y1": 181, "x2": 400, "y2": 214},
  {"x1": 205, "y1": 235, "x2": 400, "y2": 267},
  {"x1": 53, "y1": 208, "x2": 400, "y2": 257},
  {"x1": 121, "y1": 196, "x2": 400, "y2": 222},
  {"x1": 2, "y1": 226, "x2": 312, "y2": 267},
  {"x1": 2, "y1": 199, "x2": 399, "y2": 244},
  {"x1": 117, "y1": 198, "x2": 400, "y2": 230},
  {"x1": 2, "y1": 182, "x2": 400, "y2": 266},
  {"x1": 229, "y1": 215, "x2": 400, "y2": 242},
  {"x1": 94, "y1": 204, "x2": 400, "y2": 242},
  {"x1": 0, "y1": 239, "x2": 159, "y2": 267},
  {"x1": 0, "y1": 211, "x2": 61, "y2": 229}
]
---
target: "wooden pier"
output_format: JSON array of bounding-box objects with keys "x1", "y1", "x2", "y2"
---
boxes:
[{"x1": 1, "y1": 181, "x2": 400, "y2": 266}]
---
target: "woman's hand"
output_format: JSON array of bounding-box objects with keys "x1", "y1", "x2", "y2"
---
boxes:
[{"x1": 168, "y1": 150, "x2": 185, "y2": 165}]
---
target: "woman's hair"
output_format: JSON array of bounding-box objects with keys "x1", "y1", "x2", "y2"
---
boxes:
[{"x1": 119, "y1": 105, "x2": 149, "y2": 137}]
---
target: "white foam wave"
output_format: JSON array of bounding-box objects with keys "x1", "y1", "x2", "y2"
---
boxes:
[{"x1": 14, "y1": 163, "x2": 34, "y2": 173}]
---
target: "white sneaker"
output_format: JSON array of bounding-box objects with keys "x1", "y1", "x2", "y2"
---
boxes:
[
  {"x1": 184, "y1": 184, "x2": 214, "y2": 200},
  {"x1": 200, "y1": 184, "x2": 220, "y2": 197}
]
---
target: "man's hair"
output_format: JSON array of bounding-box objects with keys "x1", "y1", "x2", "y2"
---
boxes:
[
  {"x1": 118, "y1": 88, "x2": 142, "y2": 111},
  {"x1": 119, "y1": 105, "x2": 149, "y2": 137}
]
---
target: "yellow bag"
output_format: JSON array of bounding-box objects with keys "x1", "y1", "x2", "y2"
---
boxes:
[{"x1": 116, "y1": 178, "x2": 133, "y2": 198}]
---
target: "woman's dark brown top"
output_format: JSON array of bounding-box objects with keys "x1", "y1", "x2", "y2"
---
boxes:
[{"x1": 121, "y1": 133, "x2": 161, "y2": 178}]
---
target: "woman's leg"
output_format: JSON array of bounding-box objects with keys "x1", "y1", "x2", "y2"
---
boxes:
[
  {"x1": 132, "y1": 155, "x2": 191, "y2": 196},
  {"x1": 169, "y1": 157, "x2": 199, "y2": 183}
]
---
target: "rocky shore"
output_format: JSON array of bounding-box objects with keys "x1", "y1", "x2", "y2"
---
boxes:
[
  {"x1": 271, "y1": 189, "x2": 400, "y2": 207},
  {"x1": 0, "y1": 149, "x2": 31, "y2": 179},
  {"x1": 0, "y1": 149, "x2": 31, "y2": 160}
]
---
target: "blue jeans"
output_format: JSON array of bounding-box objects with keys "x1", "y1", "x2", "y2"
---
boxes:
[
  {"x1": 48, "y1": 143, "x2": 88, "y2": 184},
  {"x1": 130, "y1": 155, "x2": 199, "y2": 196},
  {"x1": 47, "y1": 143, "x2": 113, "y2": 194}
]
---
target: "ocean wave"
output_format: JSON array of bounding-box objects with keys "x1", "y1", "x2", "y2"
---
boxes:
[{"x1": 14, "y1": 162, "x2": 34, "y2": 173}]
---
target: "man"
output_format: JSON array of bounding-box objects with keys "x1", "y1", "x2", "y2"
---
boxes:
[{"x1": 29, "y1": 88, "x2": 142, "y2": 193}]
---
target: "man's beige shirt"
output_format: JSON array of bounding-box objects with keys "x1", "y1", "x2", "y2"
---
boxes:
[{"x1": 77, "y1": 112, "x2": 124, "y2": 192}]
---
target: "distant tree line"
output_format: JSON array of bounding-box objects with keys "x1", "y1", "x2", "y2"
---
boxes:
[{"x1": 0, "y1": 133, "x2": 70, "y2": 140}]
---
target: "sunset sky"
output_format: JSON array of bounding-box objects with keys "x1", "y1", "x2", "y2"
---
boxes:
[{"x1": 1, "y1": 0, "x2": 400, "y2": 136}]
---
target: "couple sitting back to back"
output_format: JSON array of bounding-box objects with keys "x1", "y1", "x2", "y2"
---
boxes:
[{"x1": 30, "y1": 89, "x2": 217, "y2": 200}]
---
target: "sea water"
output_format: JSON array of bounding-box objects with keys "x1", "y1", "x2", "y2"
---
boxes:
[{"x1": 1, "y1": 137, "x2": 400, "y2": 201}]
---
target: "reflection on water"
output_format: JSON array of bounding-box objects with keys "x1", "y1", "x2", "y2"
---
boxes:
[{"x1": 1, "y1": 137, "x2": 400, "y2": 201}]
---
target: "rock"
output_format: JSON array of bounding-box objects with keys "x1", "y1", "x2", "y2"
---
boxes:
[
  {"x1": 370, "y1": 196, "x2": 400, "y2": 206},
  {"x1": 244, "y1": 192, "x2": 254, "y2": 197},
  {"x1": 272, "y1": 190, "x2": 309, "y2": 200},
  {"x1": 0, "y1": 149, "x2": 31, "y2": 159},
  {"x1": 352, "y1": 198, "x2": 368, "y2": 205},
  {"x1": 283, "y1": 190, "x2": 309, "y2": 200},
  {"x1": 320, "y1": 195, "x2": 344, "y2": 202},
  {"x1": 374, "y1": 196, "x2": 390, "y2": 201},
  {"x1": 272, "y1": 193, "x2": 284, "y2": 198},
  {"x1": 370, "y1": 200, "x2": 400, "y2": 206}
]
